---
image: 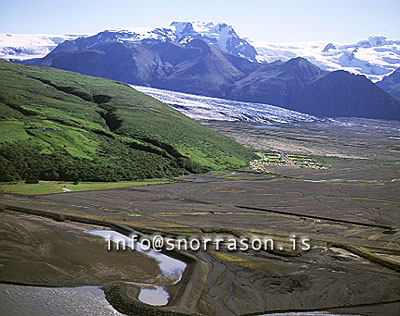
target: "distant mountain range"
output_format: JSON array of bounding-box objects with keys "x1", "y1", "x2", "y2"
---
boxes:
[
  {"x1": 21, "y1": 29, "x2": 400, "y2": 120},
  {"x1": 253, "y1": 36, "x2": 400, "y2": 83},
  {"x1": 2, "y1": 22, "x2": 399, "y2": 82},
  {"x1": 2, "y1": 22, "x2": 400, "y2": 120},
  {"x1": 0, "y1": 22, "x2": 257, "y2": 62}
]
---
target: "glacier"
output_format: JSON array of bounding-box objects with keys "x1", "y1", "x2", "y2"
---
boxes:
[
  {"x1": 133, "y1": 85, "x2": 323, "y2": 124},
  {"x1": 0, "y1": 33, "x2": 89, "y2": 60},
  {"x1": 253, "y1": 36, "x2": 400, "y2": 82}
]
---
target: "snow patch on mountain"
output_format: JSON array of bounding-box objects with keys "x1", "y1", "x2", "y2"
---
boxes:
[{"x1": 253, "y1": 36, "x2": 400, "y2": 82}]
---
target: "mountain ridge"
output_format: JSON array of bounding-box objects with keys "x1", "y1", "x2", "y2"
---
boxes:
[
  {"x1": 254, "y1": 35, "x2": 400, "y2": 82},
  {"x1": 25, "y1": 38, "x2": 400, "y2": 120},
  {"x1": 287, "y1": 70, "x2": 400, "y2": 118},
  {"x1": 2, "y1": 23, "x2": 399, "y2": 81}
]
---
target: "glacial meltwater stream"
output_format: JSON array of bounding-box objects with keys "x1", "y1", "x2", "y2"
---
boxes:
[
  {"x1": 89, "y1": 230, "x2": 187, "y2": 306},
  {"x1": 0, "y1": 229, "x2": 187, "y2": 315},
  {"x1": 0, "y1": 284, "x2": 124, "y2": 316}
]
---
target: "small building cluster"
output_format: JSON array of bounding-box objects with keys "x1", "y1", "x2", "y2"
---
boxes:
[
  {"x1": 250, "y1": 159, "x2": 270, "y2": 173},
  {"x1": 250, "y1": 151, "x2": 328, "y2": 172}
]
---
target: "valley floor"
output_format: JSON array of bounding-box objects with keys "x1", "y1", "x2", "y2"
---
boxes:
[
  {"x1": 204, "y1": 118, "x2": 400, "y2": 161},
  {"x1": 1, "y1": 157, "x2": 399, "y2": 315},
  {"x1": 0, "y1": 179, "x2": 172, "y2": 195},
  {"x1": 1, "y1": 119, "x2": 399, "y2": 315}
]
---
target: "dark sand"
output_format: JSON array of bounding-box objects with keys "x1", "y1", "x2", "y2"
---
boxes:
[
  {"x1": 0, "y1": 212, "x2": 162, "y2": 287},
  {"x1": 1, "y1": 119, "x2": 400, "y2": 315},
  {"x1": 1, "y1": 157, "x2": 399, "y2": 315}
]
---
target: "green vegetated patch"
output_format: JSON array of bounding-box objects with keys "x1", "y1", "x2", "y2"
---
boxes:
[
  {"x1": 209, "y1": 251, "x2": 291, "y2": 269},
  {"x1": 0, "y1": 180, "x2": 171, "y2": 195},
  {"x1": 210, "y1": 251, "x2": 249, "y2": 263},
  {"x1": 0, "y1": 60, "x2": 256, "y2": 182}
]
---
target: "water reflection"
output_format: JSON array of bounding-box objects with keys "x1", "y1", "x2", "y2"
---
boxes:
[{"x1": 138, "y1": 286, "x2": 169, "y2": 306}]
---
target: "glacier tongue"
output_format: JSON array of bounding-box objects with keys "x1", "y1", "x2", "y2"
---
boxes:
[{"x1": 133, "y1": 85, "x2": 323, "y2": 124}]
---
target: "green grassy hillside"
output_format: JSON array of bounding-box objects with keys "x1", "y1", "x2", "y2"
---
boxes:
[{"x1": 0, "y1": 60, "x2": 255, "y2": 182}]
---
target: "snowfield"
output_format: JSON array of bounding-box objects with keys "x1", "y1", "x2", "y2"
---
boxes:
[
  {"x1": 253, "y1": 36, "x2": 400, "y2": 82},
  {"x1": 0, "y1": 33, "x2": 89, "y2": 60}
]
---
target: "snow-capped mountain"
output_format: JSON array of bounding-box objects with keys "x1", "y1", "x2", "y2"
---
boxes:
[
  {"x1": 1, "y1": 23, "x2": 399, "y2": 82},
  {"x1": 169, "y1": 22, "x2": 258, "y2": 62},
  {"x1": 26, "y1": 34, "x2": 400, "y2": 120},
  {"x1": 253, "y1": 36, "x2": 400, "y2": 82},
  {"x1": 23, "y1": 22, "x2": 257, "y2": 62},
  {"x1": 0, "y1": 33, "x2": 87, "y2": 60}
]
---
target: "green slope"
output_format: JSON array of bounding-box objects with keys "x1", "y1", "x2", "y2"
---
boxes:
[{"x1": 0, "y1": 60, "x2": 255, "y2": 182}]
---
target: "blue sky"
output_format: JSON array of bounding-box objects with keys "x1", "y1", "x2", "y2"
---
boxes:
[{"x1": 0, "y1": 0, "x2": 399, "y2": 42}]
